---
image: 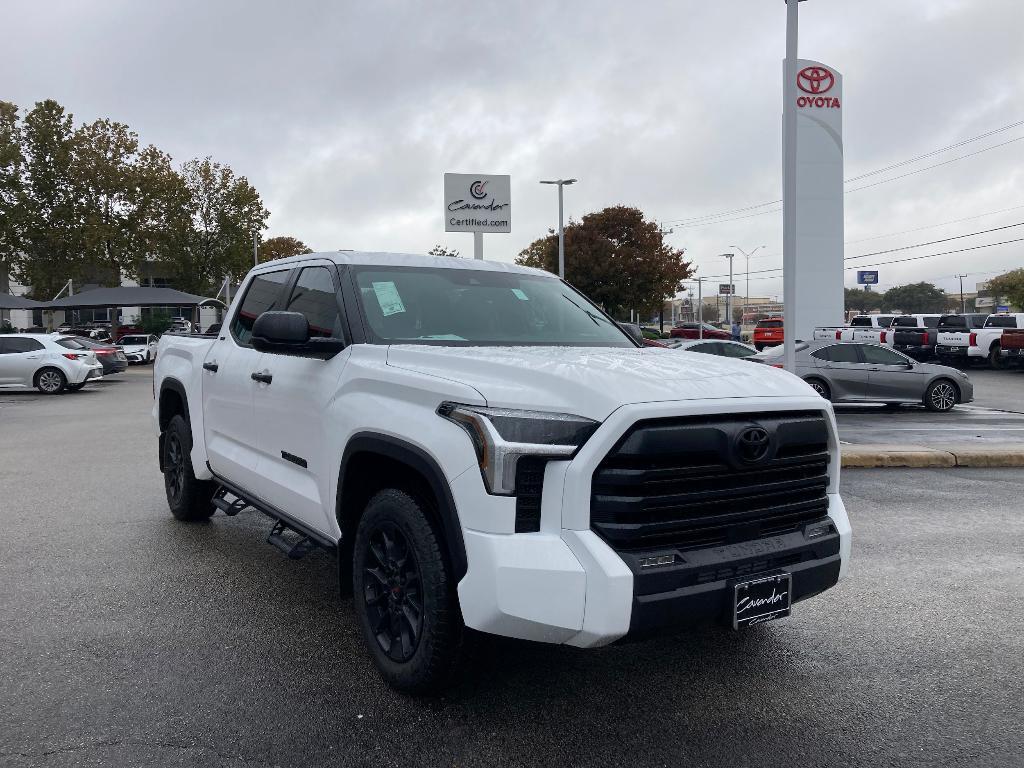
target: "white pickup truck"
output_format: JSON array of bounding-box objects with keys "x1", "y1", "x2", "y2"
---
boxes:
[
  {"x1": 936, "y1": 312, "x2": 1024, "y2": 368},
  {"x1": 813, "y1": 314, "x2": 896, "y2": 343},
  {"x1": 152, "y1": 251, "x2": 851, "y2": 692}
]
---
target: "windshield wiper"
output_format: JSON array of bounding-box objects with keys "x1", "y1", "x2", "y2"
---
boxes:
[{"x1": 561, "y1": 293, "x2": 606, "y2": 328}]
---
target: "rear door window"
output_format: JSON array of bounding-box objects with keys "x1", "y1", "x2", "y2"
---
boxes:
[
  {"x1": 812, "y1": 344, "x2": 860, "y2": 363},
  {"x1": 2, "y1": 337, "x2": 44, "y2": 354},
  {"x1": 231, "y1": 269, "x2": 292, "y2": 345}
]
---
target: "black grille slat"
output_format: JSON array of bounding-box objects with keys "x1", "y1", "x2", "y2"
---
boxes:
[
  {"x1": 514, "y1": 457, "x2": 547, "y2": 533},
  {"x1": 590, "y1": 412, "x2": 830, "y2": 552}
]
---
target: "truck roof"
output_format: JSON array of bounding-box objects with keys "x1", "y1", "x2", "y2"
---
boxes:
[{"x1": 251, "y1": 250, "x2": 554, "y2": 278}]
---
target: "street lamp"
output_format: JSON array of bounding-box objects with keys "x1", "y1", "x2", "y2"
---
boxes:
[
  {"x1": 719, "y1": 253, "x2": 735, "y2": 326},
  {"x1": 730, "y1": 244, "x2": 767, "y2": 325},
  {"x1": 539, "y1": 179, "x2": 577, "y2": 279}
]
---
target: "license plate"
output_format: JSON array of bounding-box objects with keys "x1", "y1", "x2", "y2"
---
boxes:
[{"x1": 733, "y1": 573, "x2": 792, "y2": 629}]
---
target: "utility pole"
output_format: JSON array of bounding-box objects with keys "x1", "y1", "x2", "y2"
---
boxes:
[
  {"x1": 782, "y1": 0, "x2": 803, "y2": 373},
  {"x1": 539, "y1": 179, "x2": 577, "y2": 279},
  {"x1": 697, "y1": 278, "x2": 704, "y2": 338},
  {"x1": 956, "y1": 274, "x2": 967, "y2": 313},
  {"x1": 720, "y1": 253, "x2": 735, "y2": 325},
  {"x1": 731, "y1": 244, "x2": 766, "y2": 326},
  {"x1": 253, "y1": 232, "x2": 259, "y2": 267}
]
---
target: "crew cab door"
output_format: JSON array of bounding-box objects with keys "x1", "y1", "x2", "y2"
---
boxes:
[
  {"x1": 202, "y1": 268, "x2": 291, "y2": 492},
  {"x1": 247, "y1": 262, "x2": 352, "y2": 535}
]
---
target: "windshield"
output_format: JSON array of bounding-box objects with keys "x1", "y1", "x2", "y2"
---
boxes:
[
  {"x1": 120, "y1": 336, "x2": 148, "y2": 345},
  {"x1": 353, "y1": 266, "x2": 634, "y2": 347}
]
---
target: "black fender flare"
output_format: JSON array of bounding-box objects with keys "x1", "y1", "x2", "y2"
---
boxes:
[
  {"x1": 157, "y1": 377, "x2": 190, "y2": 470},
  {"x1": 339, "y1": 433, "x2": 468, "y2": 581}
]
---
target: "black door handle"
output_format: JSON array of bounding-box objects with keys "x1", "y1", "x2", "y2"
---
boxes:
[
  {"x1": 251, "y1": 371, "x2": 273, "y2": 384},
  {"x1": 202, "y1": 362, "x2": 219, "y2": 372}
]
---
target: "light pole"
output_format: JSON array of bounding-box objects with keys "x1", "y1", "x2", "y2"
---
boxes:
[
  {"x1": 539, "y1": 179, "x2": 577, "y2": 279},
  {"x1": 720, "y1": 253, "x2": 735, "y2": 326},
  {"x1": 956, "y1": 274, "x2": 967, "y2": 313},
  {"x1": 730, "y1": 244, "x2": 766, "y2": 325},
  {"x1": 782, "y1": 0, "x2": 805, "y2": 373}
]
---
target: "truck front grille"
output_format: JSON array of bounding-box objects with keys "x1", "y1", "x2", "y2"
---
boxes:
[{"x1": 590, "y1": 412, "x2": 830, "y2": 553}]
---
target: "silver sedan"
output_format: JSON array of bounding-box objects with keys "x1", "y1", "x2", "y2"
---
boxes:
[{"x1": 750, "y1": 340, "x2": 973, "y2": 412}]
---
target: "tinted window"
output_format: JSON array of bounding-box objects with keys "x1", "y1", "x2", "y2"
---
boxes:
[
  {"x1": 758, "y1": 320, "x2": 783, "y2": 329},
  {"x1": 687, "y1": 342, "x2": 717, "y2": 354},
  {"x1": 721, "y1": 342, "x2": 755, "y2": 358},
  {"x1": 877, "y1": 316, "x2": 895, "y2": 327},
  {"x1": 353, "y1": 266, "x2": 633, "y2": 347},
  {"x1": 55, "y1": 338, "x2": 87, "y2": 350},
  {"x1": 231, "y1": 270, "x2": 291, "y2": 345},
  {"x1": 1, "y1": 337, "x2": 44, "y2": 354},
  {"x1": 120, "y1": 336, "x2": 148, "y2": 345},
  {"x1": 285, "y1": 266, "x2": 343, "y2": 339},
  {"x1": 984, "y1": 316, "x2": 1019, "y2": 328},
  {"x1": 850, "y1": 316, "x2": 871, "y2": 327},
  {"x1": 893, "y1": 317, "x2": 918, "y2": 327},
  {"x1": 938, "y1": 315, "x2": 966, "y2": 329},
  {"x1": 812, "y1": 344, "x2": 860, "y2": 363},
  {"x1": 861, "y1": 345, "x2": 908, "y2": 365},
  {"x1": 923, "y1": 316, "x2": 940, "y2": 328}
]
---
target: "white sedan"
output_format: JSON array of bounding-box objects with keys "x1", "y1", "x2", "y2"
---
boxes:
[
  {"x1": 666, "y1": 338, "x2": 758, "y2": 358},
  {"x1": 118, "y1": 334, "x2": 159, "y2": 364},
  {"x1": 0, "y1": 334, "x2": 103, "y2": 393}
]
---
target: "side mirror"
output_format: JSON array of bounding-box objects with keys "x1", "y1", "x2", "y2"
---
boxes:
[
  {"x1": 251, "y1": 311, "x2": 345, "y2": 357},
  {"x1": 618, "y1": 322, "x2": 645, "y2": 346}
]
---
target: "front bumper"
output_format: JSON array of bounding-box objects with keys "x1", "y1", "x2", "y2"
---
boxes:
[{"x1": 455, "y1": 398, "x2": 850, "y2": 647}]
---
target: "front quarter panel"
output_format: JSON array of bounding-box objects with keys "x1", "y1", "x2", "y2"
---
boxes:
[{"x1": 153, "y1": 336, "x2": 216, "y2": 480}]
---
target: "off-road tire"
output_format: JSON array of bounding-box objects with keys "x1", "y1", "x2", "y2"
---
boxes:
[
  {"x1": 989, "y1": 344, "x2": 1002, "y2": 370},
  {"x1": 35, "y1": 368, "x2": 67, "y2": 394},
  {"x1": 805, "y1": 377, "x2": 831, "y2": 401},
  {"x1": 924, "y1": 379, "x2": 958, "y2": 412},
  {"x1": 353, "y1": 488, "x2": 464, "y2": 694},
  {"x1": 162, "y1": 414, "x2": 216, "y2": 521}
]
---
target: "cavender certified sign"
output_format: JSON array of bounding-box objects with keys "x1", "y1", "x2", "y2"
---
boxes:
[{"x1": 444, "y1": 173, "x2": 511, "y2": 233}]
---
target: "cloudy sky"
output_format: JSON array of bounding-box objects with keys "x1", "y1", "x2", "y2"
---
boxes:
[{"x1": 6, "y1": 0, "x2": 1024, "y2": 300}]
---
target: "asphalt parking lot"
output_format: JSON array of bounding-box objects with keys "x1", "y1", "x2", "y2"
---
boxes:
[{"x1": 1, "y1": 368, "x2": 1023, "y2": 767}]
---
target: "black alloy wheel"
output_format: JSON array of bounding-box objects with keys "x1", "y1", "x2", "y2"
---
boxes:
[
  {"x1": 362, "y1": 522, "x2": 423, "y2": 663},
  {"x1": 806, "y1": 377, "x2": 831, "y2": 400},
  {"x1": 925, "y1": 379, "x2": 958, "y2": 412},
  {"x1": 165, "y1": 430, "x2": 186, "y2": 505}
]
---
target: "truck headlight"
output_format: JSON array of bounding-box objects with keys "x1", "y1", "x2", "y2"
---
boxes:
[{"x1": 438, "y1": 402, "x2": 599, "y2": 495}]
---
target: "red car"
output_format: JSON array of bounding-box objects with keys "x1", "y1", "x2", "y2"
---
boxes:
[
  {"x1": 669, "y1": 322, "x2": 730, "y2": 340},
  {"x1": 753, "y1": 317, "x2": 784, "y2": 350}
]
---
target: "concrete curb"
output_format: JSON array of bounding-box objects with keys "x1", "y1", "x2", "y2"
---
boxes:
[{"x1": 841, "y1": 443, "x2": 1024, "y2": 468}]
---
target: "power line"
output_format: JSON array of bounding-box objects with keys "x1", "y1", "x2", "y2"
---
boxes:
[
  {"x1": 692, "y1": 223, "x2": 1024, "y2": 281},
  {"x1": 845, "y1": 204, "x2": 1024, "y2": 244},
  {"x1": 843, "y1": 237, "x2": 1024, "y2": 271},
  {"x1": 845, "y1": 135, "x2": 1024, "y2": 193},
  {"x1": 843, "y1": 119, "x2": 1024, "y2": 182},
  {"x1": 661, "y1": 118, "x2": 1024, "y2": 227}
]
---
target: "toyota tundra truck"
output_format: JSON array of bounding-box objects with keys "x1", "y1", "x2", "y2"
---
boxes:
[
  {"x1": 936, "y1": 312, "x2": 1024, "y2": 368},
  {"x1": 152, "y1": 251, "x2": 851, "y2": 692}
]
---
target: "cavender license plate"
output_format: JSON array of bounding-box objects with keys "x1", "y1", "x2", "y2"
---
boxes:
[{"x1": 733, "y1": 573, "x2": 792, "y2": 629}]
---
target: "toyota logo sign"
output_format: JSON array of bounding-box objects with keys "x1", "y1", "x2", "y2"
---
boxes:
[
  {"x1": 735, "y1": 425, "x2": 772, "y2": 464},
  {"x1": 797, "y1": 66, "x2": 834, "y2": 94}
]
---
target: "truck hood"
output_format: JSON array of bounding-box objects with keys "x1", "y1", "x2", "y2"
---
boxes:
[{"x1": 386, "y1": 345, "x2": 809, "y2": 421}]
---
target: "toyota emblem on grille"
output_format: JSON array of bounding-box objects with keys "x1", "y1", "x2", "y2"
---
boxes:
[{"x1": 736, "y1": 426, "x2": 771, "y2": 463}]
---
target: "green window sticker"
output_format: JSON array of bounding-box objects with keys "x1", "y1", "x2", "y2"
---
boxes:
[
  {"x1": 372, "y1": 281, "x2": 406, "y2": 316},
  {"x1": 511, "y1": 288, "x2": 529, "y2": 301}
]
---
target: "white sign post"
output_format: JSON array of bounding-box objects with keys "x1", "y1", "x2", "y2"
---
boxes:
[
  {"x1": 782, "y1": 1, "x2": 844, "y2": 372},
  {"x1": 443, "y1": 173, "x2": 511, "y2": 260}
]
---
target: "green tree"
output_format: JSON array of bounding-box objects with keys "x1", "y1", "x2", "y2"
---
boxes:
[
  {"x1": 259, "y1": 235, "x2": 313, "y2": 263},
  {"x1": 428, "y1": 244, "x2": 460, "y2": 258},
  {"x1": 16, "y1": 100, "x2": 90, "y2": 298},
  {"x1": 985, "y1": 268, "x2": 1024, "y2": 311},
  {"x1": 516, "y1": 206, "x2": 692, "y2": 317},
  {"x1": 881, "y1": 281, "x2": 949, "y2": 313},
  {"x1": 845, "y1": 287, "x2": 879, "y2": 313},
  {"x1": 161, "y1": 157, "x2": 270, "y2": 294},
  {"x1": 0, "y1": 101, "x2": 24, "y2": 294}
]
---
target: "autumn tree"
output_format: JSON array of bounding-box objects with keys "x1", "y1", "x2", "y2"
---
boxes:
[
  {"x1": 881, "y1": 281, "x2": 949, "y2": 313},
  {"x1": 259, "y1": 235, "x2": 313, "y2": 263},
  {"x1": 428, "y1": 244, "x2": 460, "y2": 258},
  {"x1": 516, "y1": 206, "x2": 691, "y2": 317},
  {"x1": 985, "y1": 268, "x2": 1024, "y2": 311}
]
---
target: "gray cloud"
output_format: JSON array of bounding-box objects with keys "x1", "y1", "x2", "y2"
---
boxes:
[{"x1": 6, "y1": 0, "x2": 1023, "y2": 298}]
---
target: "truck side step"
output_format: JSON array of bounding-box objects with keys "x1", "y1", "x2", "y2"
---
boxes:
[
  {"x1": 266, "y1": 520, "x2": 319, "y2": 560},
  {"x1": 212, "y1": 487, "x2": 248, "y2": 517}
]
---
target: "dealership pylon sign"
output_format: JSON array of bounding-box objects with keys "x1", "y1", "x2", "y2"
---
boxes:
[
  {"x1": 444, "y1": 173, "x2": 511, "y2": 260},
  {"x1": 786, "y1": 58, "x2": 844, "y2": 341}
]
